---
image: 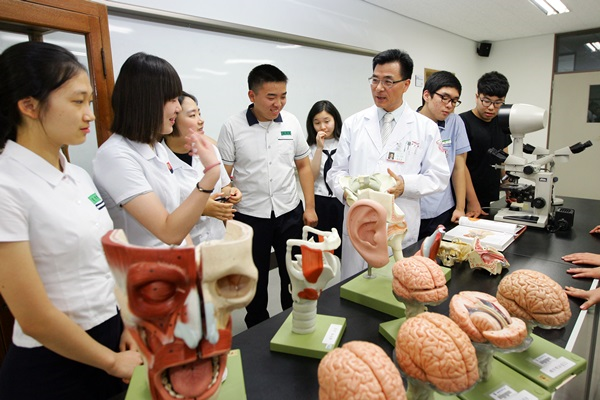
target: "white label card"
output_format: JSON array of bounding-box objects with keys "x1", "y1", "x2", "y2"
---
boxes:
[
  {"x1": 490, "y1": 386, "x2": 538, "y2": 400},
  {"x1": 540, "y1": 356, "x2": 576, "y2": 378},
  {"x1": 322, "y1": 324, "x2": 343, "y2": 349}
]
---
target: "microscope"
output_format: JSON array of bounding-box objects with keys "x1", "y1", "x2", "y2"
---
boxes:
[{"x1": 488, "y1": 104, "x2": 593, "y2": 228}]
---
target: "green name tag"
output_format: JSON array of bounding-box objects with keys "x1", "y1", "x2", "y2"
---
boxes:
[
  {"x1": 88, "y1": 193, "x2": 101, "y2": 204},
  {"x1": 280, "y1": 131, "x2": 291, "y2": 136}
]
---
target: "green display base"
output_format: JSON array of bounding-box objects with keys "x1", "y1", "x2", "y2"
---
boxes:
[
  {"x1": 270, "y1": 313, "x2": 346, "y2": 359},
  {"x1": 125, "y1": 348, "x2": 246, "y2": 400},
  {"x1": 340, "y1": 258, "x2": 451, "y2": 318},
  {"x1": 459, "y1": 358, "x2": 552, "y2": 400},
  {"x1": 379, "y1": 317, "x2": 406, "y2": 346},
  {"x1": 494, "y1": 333, "x2": 587, "y2": 391}
]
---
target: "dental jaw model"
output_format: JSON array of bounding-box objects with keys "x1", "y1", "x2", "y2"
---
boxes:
[
  {"x1": 341, "y1": 173, "x2": 407, "y2": 264},
  {"x1": 102, "y1": 220, "x2": 257, "y2": 400},
  {"x1": 286, "y1": 226, "x2": 341, "y2": 334}
]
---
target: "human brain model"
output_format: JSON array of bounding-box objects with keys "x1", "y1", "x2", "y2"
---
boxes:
[
  {"x1": 449, "y1": 291, "x2": 528, "y2": 349},
  {"x1": 395, "y1": 312, "x2": 479, "y2": 394},
  {"x1": 318, "y1": 341, "x2": 406, "y2": 400},
  {"x1": 496, "y1": 269, "x2": 571, "y2": 328},
  {"x1": 392, "y1": 256, "x2": 448, "y2": 304}
]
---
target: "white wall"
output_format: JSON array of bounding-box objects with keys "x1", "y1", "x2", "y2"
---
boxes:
[
  {"x1": 477, "y1": 34, "x2": 555, "y2": 150},
  {"x1": 104, "y1": 0, "x2": 554, "y2": 146}
]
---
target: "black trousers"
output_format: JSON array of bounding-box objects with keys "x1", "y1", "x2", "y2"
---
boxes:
[
  {"x1": 234, "y1": 202, "x2": 304, "y2": 328},
  {"x1": 0, "y1": 313, "x2": 127, "y2": 400},
  {"x1": 312, "y1": 195, "x2": 344, "y2": 259},
  {"x1": 418, "y1": 207, "x2": 454, "y2": 240}
]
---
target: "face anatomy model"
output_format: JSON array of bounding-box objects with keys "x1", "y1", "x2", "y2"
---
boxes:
[
  {"x1": 102, "y1": 220, "x2": 257, "y2": 400},
  {"x1": 286, "y1": 226, "x2": 341, "y2": 334}
]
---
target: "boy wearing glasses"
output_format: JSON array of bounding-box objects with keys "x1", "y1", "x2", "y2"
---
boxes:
[
  {"x1": 417, "y1": 71, "x2": 470, "y2": 239},
  {"x1": 460, "y1": 71, "x2": 511, "y2": 217},
  {"x1": 328, "y1": 49, "x2": 449, "y2": 279}
]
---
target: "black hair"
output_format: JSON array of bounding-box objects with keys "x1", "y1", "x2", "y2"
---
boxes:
[
  {"x1": 247, "y1": 64, "x2": 288, "y2": 92},
  {"x1": 111, "y1": 52, "x2": 182, "y2": 144},
  {"x1": 0, "y1": 41, "x2": 86, "y2": 149},
  {"x1": 170, "y1": 91, "x2": 198, "y2": 138},
  {"x1": 477, "y1": 71, "x2": 510, "y2": 98},
  {"x1": 305, "y1": 100, "x2": 343, "y2": 146},
  {"x1": 422, "y1": 71, "x2": 462, "y2": 106},
  {"x1": 372, "y1": 49, "x2": 414, "y2": 81}
]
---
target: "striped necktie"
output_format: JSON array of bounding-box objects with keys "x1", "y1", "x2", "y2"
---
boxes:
[{"x1": 381, "y1": 112, "x2": 394, "y2": 145}]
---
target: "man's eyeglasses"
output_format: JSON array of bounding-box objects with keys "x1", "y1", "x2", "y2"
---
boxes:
[
  {"x1": 368, "y1": 77, "x2": 408, "y2": 89},
  {"x1": 434, "y1": 92, "x2": 461, "y2": 107},
  {"x1": 479, "y1": 96, "x2": 505, "y2": 108}
]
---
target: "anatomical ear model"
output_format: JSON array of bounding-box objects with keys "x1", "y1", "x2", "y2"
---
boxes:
[
  {"x1": 286, "y1": 226, "x2": 341, "y2": 334},
  {"x1": 392, "y1": 256, "x2": 448, "y2": 318},
  {"x1": 341, "y1": 174, "x2": 407, "y2": 263},
  {"x1": 465, "y1": 238, "x2": 510, "y2": 275},
  {"x1": 318, "y1": 341, "x2": 407, "y2": 400},
  {"x1": 496, "y1": 269, "x2": 571, "y2": 330},
  {"x1": 395, "y1": 312, "x2": 479, "y2": 398},
  {"x1": 437, "y1": 239, "x2": 472, "y2": 267},
  {"x1": 449, "y1": 291, "x2": 530, "y2": 380},
  {"x1": 102, "y1": 220, "x2": 257, "y2": 400},
  {"x1": 347, "y1": 199, "x2": 389, "y2": 270}
]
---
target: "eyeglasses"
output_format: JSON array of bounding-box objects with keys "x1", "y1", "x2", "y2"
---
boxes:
[
  {"x1": 478, "y1": 96, "x2": 505, "y2": 108},
  {"x1": 434, "y1": 92, "x2": 461, "y2": 107},
  {"x1": 368, "y1": 77, "x2": 408, "y2": 89}
]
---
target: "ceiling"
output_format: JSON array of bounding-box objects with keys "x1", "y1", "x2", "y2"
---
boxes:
[{"x1": 363, "y1": 0, "x2": 600, "y2": 42}]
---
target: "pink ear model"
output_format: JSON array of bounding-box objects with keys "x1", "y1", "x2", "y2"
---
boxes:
[{"x1": 347, "y1": 199, "x2": 389, "y2": 268}]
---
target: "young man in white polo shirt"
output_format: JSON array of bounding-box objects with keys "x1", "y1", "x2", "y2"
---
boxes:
[{"x1": 218, "y1": 64, "x2": 318, "y2": 328}]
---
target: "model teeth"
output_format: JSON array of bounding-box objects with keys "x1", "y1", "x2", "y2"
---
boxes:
[{"x1": 160, "y1": 356, "x2": 220, "y2": 398}]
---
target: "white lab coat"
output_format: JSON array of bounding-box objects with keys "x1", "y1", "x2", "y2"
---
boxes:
[{"x1": 327, "y1": 104, "x2": 450, "y2": 279}]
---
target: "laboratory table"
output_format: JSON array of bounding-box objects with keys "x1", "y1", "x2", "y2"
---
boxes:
[{"x1": 232, "y1": 196, "x2": 600, "y2": 399}]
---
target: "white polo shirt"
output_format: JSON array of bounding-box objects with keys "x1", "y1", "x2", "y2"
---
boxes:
[
  {"x1": 218, "y1": 105, "x2": 310, "y2": 218},
  {"x1": 166, "y1": 144, "x2": 231, "y2": 244},
  {"x1": 0, "y1": 141, "x2": 117, "y2": 348},
  {"x1": 93, "y1": 134, "x2": 183, "y2": 247},
  {"x1": 309, "y1": 138, "x2": 339, "y2": 197}
]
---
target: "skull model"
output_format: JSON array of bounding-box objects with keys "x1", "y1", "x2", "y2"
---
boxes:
[
  {"x1": 437, "y1": 239, "x2": 472, "y2": 267},
  {"x1": 101, "y1": 220, "x2": 257, "y2": 400}
]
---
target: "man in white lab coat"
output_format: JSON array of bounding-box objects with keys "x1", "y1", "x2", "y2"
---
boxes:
[{"x1": 327, "y1": 49, "x2": 450, "y2": 279}]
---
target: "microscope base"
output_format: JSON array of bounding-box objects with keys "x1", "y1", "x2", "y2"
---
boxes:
[{"x1": 494, "y1": 208, "x2": 548, "y2": 228}]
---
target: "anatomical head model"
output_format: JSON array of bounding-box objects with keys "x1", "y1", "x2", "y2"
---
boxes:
[
  {"x1": 101, "y1": 220, "x2": 257, "y2": 400},
  {"x1": 449, "y1": 291, "x2": 529, "y2": 380},
  {"x1": 415, "y1": 224, "x2": 445, "y2": 261},
  {"x1": 392, "y1": 256, "x2": 448, "y2": 318},
  {"x1": 465, "y1": 238, "x2": 510, "y2": 275},
  {"x1": 395, "y1": 312, "x2": 479, "y2": 397},
  {"x1": 318, "y1": 340, "x2": 407, "y2": 400},
  {"x1": 496, "y1": 269, "x2": 571, "y2": 329},
  {"x1": 341, "y1": 173, "x2": 407, "y2": 262},
  {"x1": 286, "y1": 226, "x2": 341, "y2": 334}
]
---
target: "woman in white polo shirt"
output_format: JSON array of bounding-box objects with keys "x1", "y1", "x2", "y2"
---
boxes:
[
  {"x1": 0, "y1": 42, "x2": 142, "y2": 399},
  {"x1": 164, "y1": 91, "x2": 242, "y2": 245},
  {"x1": 93, "y1": 53, "x2": 220, "y2": 248}
]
